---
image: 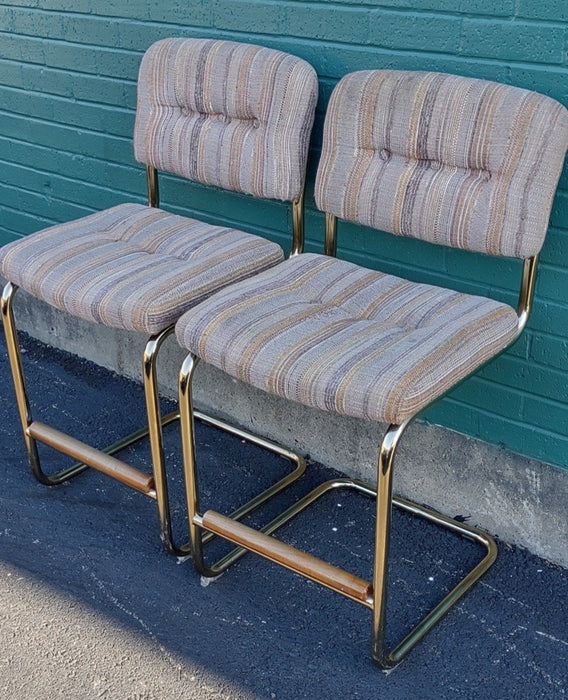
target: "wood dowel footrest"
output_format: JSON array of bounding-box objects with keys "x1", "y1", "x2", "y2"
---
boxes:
[
  {"x1": 201, "y1": 510, "x2": 373, "y2": 604},
  {"x1": 27, "y1": 421, "x2": 155, "y2": 495}
]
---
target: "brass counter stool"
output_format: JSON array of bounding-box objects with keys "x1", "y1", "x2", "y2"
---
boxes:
[
  {"x1": 0, "y1": 38, "x2": 317, "y2": 556},
  {"x1": 175, "y1": 70, "x2": 568, "y2": 665}
]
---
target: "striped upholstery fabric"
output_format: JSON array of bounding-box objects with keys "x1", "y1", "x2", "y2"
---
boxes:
[
  {"x1": 0, "y1": 204, "x2": 284, "y2": 334},
  {"x1": 175, "y1": 254, "x2": 519, "y2": 424},
  {"x1": 315, "y1": 70, "x2": 568, "y2": 257},
  {"x1": 134, "y1": 38, "x2": 318, "y2": 202}
]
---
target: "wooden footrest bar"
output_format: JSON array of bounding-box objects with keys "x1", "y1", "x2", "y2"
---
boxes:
[
  {"x1": 201, "y1": 510, "x2": 373, "y2": 604},
  {"x1": 27, "y1": 421, "x2": 156, "y2": 496}
]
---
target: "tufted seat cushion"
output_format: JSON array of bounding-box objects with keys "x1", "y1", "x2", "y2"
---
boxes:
[
  {"x1": 176, "y1": 253, "x2": 519, "y2": 424},
  {"x1": 0, "y1": 203, "x2": 284, "y2": 334}
]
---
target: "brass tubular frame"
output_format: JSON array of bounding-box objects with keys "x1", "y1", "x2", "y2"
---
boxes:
[
  {"x1": 2, "y1": 280, "x2": 306, "y2": 556},
  {"x1": 146, "y1": 165, "x2": 159, "y2": 208},
  {"x1": 142, "y1": 325, "x2": 189, "y2": 555},
  {"x1": 2, "y1": 282, "x2": 58, "y2": 483},
  {"x1": 290, "y1": 189, "x2": 305, "y2": 256},
  {"x1": 180, "y1": 414, "x2": 498, "y2": 668},
  {"x1": 0, "y1": 165, "x2": 309, "y2": 557},
  {"x1": 371, "y1": 420, "x2": 408, "y2": 666},
  {"x1": 179, "y1": 353, "x2": 307, "y2": 575},
  {"x1": 27, "y1": 420, "x2": 157, "y2": 496},
  {"x1": 1, "y1": 281, "x2": 189, "y2": 552},
  {"x1": 179, "y1": 388, "x2": 498, "y2": 667},
  {"x1": 192, "y1": 471, "x2": 497, "y2": 627},
  {"x1": 516, "y1": 255, "x2": 538, "y2": 332},
  {"x1": 177, "y1": 244, "x2": 537, "y2": 668},
  {"x1": 324, "y1": 212, "x2": 337, "y2": 257},
  {"x1": 369, "y1": 420, "x2": 498, "y2": 668}
]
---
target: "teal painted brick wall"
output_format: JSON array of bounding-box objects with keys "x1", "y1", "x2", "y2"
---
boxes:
[{"x1": 0, "y1": 1, "x2": 567, "y2": 468}]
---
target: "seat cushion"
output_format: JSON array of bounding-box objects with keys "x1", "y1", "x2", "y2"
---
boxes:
[
  {"x1": 176, "y1": 253, "x2": 519, "y2": 424},
  {"x1": 0, "y1": 203, "x2": 284, "y2": 334}
]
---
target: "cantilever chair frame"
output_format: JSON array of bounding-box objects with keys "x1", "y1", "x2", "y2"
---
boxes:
[
  {"x1": 1, "y1": 163, "x2": 307, "y2": 558},
  {"x1": 178, "y1": 208, "x2": 538, "y2": 669}
]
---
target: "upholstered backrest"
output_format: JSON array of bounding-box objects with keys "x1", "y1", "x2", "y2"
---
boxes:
[
  {"x1": 315, "y1": 70, "x2": 568, "y2": 257},
  {"x1": 134, "y1": 38, "x2": 318, "y2": 202}
]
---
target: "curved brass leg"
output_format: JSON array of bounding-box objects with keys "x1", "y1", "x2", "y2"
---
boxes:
[
  {"x1": 371, "y1": 419, "x2": 498, "y2": 669},
  {"x1": 179, "y1": 352, "x2": 308, "y2": 576},
  {"x1": 371, "y1": 421, "x2": 411, "y2": 669},
  {"x1": 1, "y1": 282, "x2": 88, "y2": 484},
  {"x1": 143, "y1": 326, "x2": 189, "y2": 557},
  {"x1": 179, "y1": 353, "x2": 213, "y2": 573}
]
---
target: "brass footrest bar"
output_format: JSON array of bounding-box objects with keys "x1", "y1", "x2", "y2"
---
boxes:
[
  {"x1": 200, "y1": 510, "x2": 373, "y2": 604},
  {"x1": 198, "y1": 478, "x2": 377, "y2": 599},
  {"x1": 27, "y1": 421, "x2": 157, "y2": 497}
]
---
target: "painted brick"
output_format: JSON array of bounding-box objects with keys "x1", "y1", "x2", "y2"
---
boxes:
[
  {"x1": 474, "y1": 412, "x2": 568, "y2": 468},
  {"x1": 0, "y1": 111, "x2": 134, "y2": 166},
  {"x1": 507, "y1": 65, "x2": 568, "y2": 106},
  {"x1": 539, "y1": 229, "x2": 568, "y2": 266},
  {"x1": 524, "y1": 397, "x2": 568, "y2": 436},
  {"x1": 0, "y1": 137, "x2": 142, "y2": 197},
  {"x1": 369, "y1": 10, "x2": 460, "y2": 53},
  {"x1": 444, "y1": 248, "x2": 521, "y2": 293},
  {"x1": 461, "y1": 19, "x2": 566, "y2": 64},
  {"x1": 3, "y1": 7, "x2": 121, "y2": 47},
  {"x1": 1, "y1": 0, "x2": 214, "y2": 24},
  {"x1": 0, "y1": 208, "x2": 55, "y2": 237},
  {"x1": 530, "y1": 334, "x2": 568, "y2": 372},
  {"x1": 309, "y1": 0, "x2": 515, "y2": 16},
  {"x1": 535, "y1": 264, "x2": 568, "y2": 304},
  {"x1": 425, "y1": 399, "x2": 481, "y2": 437},
  {"x1": 0, "y1": 180, "x2": 95, "y2": 227},
  {"x1": 212, "y1": 0, "x2": 286, "y2": 35},
  {"x1": 551, "y1": 191, "x2": 568, "y2": 228},
  {"x1": 115, "y1": 22, "x2": 188, "y2": 53},
  {"x1": 558, "y1": 162, "x2": 568, "y2": 192},
  {"x1": 430, "y1": 398, "x2": 568, "y2": 468},
  {"x1": 480, "y1": 356, "x2": 568, "y2": 404},
  {"x1": 447, "y1": 377, "x2": 525, "y2": 421},
  {"x1": 340, "y1": 221, "x2": 447, "y2": 271},
  {"x1": 311, "y1": 43, "x2": 511, "y2": 82},
  {"x1": 0, "y1": 86, "x2": 134, "y2": 138},
  {"x1": 286, "y1": 4, "x2": 370, "y2": 44},
  {"x1": 0, "y1": 230, "x2": 21, "y2": 246},
  {"x1": 507, "y1": 332, "x2": 530, "y2": 361},
  {"x1": 0, "y1": 59, "x2": 137, "y2": 107},
  {"x1": 529, "y1": 299, "x2": 568, "y2": 337},
  {"x1": 0, "y1": 30, "x2": 47, "y2": 65},
  {"x1": 516, "y1": 0, "x2": 568, "y2": 22},
  {"x1": 0, "y1": 0, "x2": 567, "y2": 470},
  {"x1": 161, "y1": 176, "x2": 291, "y2": 245}
]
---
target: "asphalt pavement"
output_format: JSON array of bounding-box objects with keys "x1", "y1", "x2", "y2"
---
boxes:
[{"x1": 0, "y1": 332, "x2": 566, "y2": 699}]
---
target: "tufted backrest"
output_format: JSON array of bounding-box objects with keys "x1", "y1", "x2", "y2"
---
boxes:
[
  {"x1": 315, "y1": 70, "x2": 568, "y2": 258},
  {"x1": 134, "y1": 38, "x2": 318, "y2": 202}
]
